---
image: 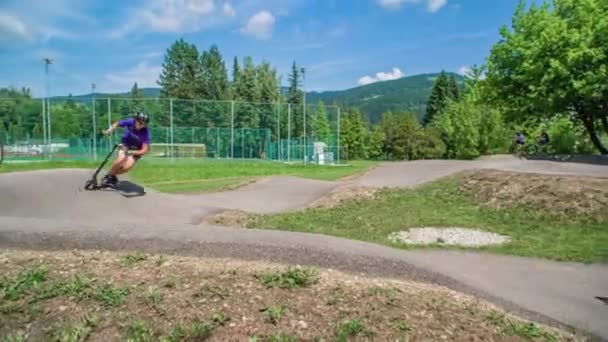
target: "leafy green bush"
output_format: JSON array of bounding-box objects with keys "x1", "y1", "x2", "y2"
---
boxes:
[{"x1": 531, "y1": 114, "x2": 596, "y2": 154}]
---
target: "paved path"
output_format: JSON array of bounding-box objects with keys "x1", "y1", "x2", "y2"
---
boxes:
[{"x1": 1, "y1": 157, "x2": 607, "y2": 339}]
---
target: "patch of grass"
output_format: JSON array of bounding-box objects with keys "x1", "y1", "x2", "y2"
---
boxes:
[
  {"x1": 187, "y1": 320, "x2": 214, "y2": 340},
  {"x1": 0, "y1": 265, "x2": 49, "y2": 301},
  {"x1": 262, "y1": 304, "x2": 286, "y2": 325},
  {"x1": 155, "y1": 255, "x2": 167, "y2": 267},
  {"x1": 368, "y1": 286, "x2": 401, "y2": 306},
  {"x1": 193, "y1": 284, "x2": 229, "y2": 300},
  {"x1": 160, "y1": 319, "x2": 215, "y2": 342},
  {"x1": 0, "y1": 301, "x2": 22, "y2": 314},
  {"x1": 255, "y1": 174, "x2": 608, "y2": 263},
  {"x1": 33, "y1": 273, "x2": 94, "y2": 302},
  {"x1": 0, "y1": 160, "x2": 97, "y2": 174},
  {"x1": 124, "y1": 320, "x2": 154, "y2": 342},
  {"x1": 392, "y1": 319, "x2": 413, "y2": 333},
  {"x1": 2, "y1": 332, "x2": 26, "y2": 342},
  {"x1": 151, "y1": 177, "x2": 253, "y2": 194},
  {"x1": 334, "y1": 319, "x2": 374, "y2": 341},
  {"x1": 247, "y1": 333, "x2": 298, "y2": 342},
  {"x1": 211, "y1": 313, "x2": 229, "y2": 326},
  {"x1": 129, "y1": 159, "x2": 375, "y2": 184},
  {"x1": 50, "y1": 315, "x2": 99, "y2": 342},
  {"x1": 486, "y1": 311, "x2": 558, "y2": 341},
  {"x1": 2, "y1": 158, "x2": 375, "y2": 194},
  {"x1": 94, "y1": 282, "x2": 130, "y2": 307},
  {"x1": 326, "y1": 286, "x2": 345, "y2": 306},
  {"x1": 266, "y1": 332, "x2": 298, "y2": 342},
  {"x1": 121, "y1": 252, "x2": 148, "y2": 266},
  {"x1": 143, "y1": 286, "x2": 162, "y2": 307},
  {"x1": 256, "y1": 266, "x2": 319, "y2": 289}
]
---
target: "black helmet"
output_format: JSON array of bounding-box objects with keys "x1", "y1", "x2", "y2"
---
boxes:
[{"x1": 134, "y1": 112, "x2": 149, "y2": 123}]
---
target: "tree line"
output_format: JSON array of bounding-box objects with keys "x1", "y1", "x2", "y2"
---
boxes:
[{"x1": 339, "y1": 0, "x2": 607, "y2": 159}]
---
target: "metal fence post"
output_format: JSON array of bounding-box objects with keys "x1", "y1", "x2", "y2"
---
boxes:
[
  {"x1": 277, "y1": 102, "x2": 281, "y2": 161},
  {"x1": 241, "y1": 128, "x2": 244, "y2": 159},
  {"x1": 337, "y1": 106, "x2": 341, "y2": 164},
  {"x1": 47, "y1": 98, "x2": 52, "y2": 159},
  {"x1": 92, "y1": 96, "x2": 97, "y2": 160},
  {"x1": 287, "y1": 103, "x2": 291, "y2": 162},
  {"x1": 230, "y1": 100, "x2": 235, "y2": 159},
  {"x1": 303, "y1": 103, "x2": 306, "y2": 164},
  {"x1": 41, "y1": 98, "x2": 47, "y2": 156},
  {"x1": 107, "y1": 98, "x2": 111, "y2": 150},
  {"x1": 170, "y1": 98, "x2": 174, "y2": 160}
]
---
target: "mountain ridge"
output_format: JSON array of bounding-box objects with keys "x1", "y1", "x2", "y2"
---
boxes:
[{"x1": 47, "y1": 72, "x2": 464, "y2": 124}]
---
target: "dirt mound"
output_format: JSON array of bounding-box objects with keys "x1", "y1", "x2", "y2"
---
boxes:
[
  {"x1": 0, "y1": 249, "x2": 579, "y2": 341},
  {"x1": 457, "y1": 170, "x2": 608, "y2": 223}
]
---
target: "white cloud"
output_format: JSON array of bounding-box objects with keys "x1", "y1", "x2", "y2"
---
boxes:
[
  {"x1": 222, "y1": 2, "x2": 236, "y2": 17},
  {"x1": 358, "y1": 67, "x2": 404, "y2": 86},
  {"x1": 457, "y1": 66, "x2": 486, "y2": 80},
  {"x1": 0, "y1": 12, "x2": 76, "y2": 43},
  {"x1": 457, "y1": 66, "x2": 471, "y2": 76},
  {"x1": 102, "y1": 61, "x2": 162, "y2": 92},
  {"x1": 188, "y1": 0, "x2": 215, "y2": 14},
  {"x1": 109, "y1": 0, "x2": 236, "y2": 38},
  {"x1": 0, "y1": 0, "x2": 94, "y2": 43},
  {"x1": 240, "y1": 10, "x2": 275, "y2": 40},
  {"x1": 427, "y1": 0, "x2": 447, "y2": 12},
  {"x1": 377, "y1": 0, "x2": 448, "y2": 12},
  {"x1": 0, "y1": 13, "x2": 32, "y2": 42}
]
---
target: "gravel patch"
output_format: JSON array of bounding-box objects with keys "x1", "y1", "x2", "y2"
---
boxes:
[{"x1": 389, "y1": 227, "x2": 511, "y2": 247}]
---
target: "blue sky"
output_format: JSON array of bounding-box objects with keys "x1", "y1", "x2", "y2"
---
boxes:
[{"x1": 0, "y1": 0, "x2": 521, "y2": 97}]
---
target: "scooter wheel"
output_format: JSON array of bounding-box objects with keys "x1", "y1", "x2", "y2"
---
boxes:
[{"x1": 84, "y1": 179, "x2": 96, "y2": 190}]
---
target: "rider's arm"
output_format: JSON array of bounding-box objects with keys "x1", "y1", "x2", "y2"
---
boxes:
[
  {"x1": 131, "y1": 129, "x2": 151, "y2": 156},
  {"x1": 104, "y1": 121, "x2": 119, "y2": 135},
  {"x1": 131, "y1": 143, "x2": 149, "y2": 156}
]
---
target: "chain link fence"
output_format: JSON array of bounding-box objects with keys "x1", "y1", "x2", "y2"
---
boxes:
[{"x1": 0, "y1": 97, "x2": 341, "y2": 164}]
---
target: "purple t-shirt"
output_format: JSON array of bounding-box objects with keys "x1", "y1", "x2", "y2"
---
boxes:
[{"x1": 118, "y1": 118, "x2": 150, "y2": 150}]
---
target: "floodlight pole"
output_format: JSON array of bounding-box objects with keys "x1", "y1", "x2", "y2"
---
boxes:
[
  {"x1": 43, "y1": 58, "x2": 53, "y2": 158},
  {"x1": 277, "y1": 74, "x2": 283, "y2": 161},
  {"x1": 287, "y1": 103, "x2": 291, "y2": 162}
]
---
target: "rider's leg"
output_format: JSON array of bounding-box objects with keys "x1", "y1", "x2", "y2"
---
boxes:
[
  {"x1": 107, "y1": 149, "x2": 128, "y2": 177},
  {"x1": 113, "y1": 155, "x2": 138, "y2": 175}
]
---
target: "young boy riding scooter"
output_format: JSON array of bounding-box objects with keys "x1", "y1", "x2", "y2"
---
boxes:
[{"x1": 101, "y1": 112, "x2": 150, "y2": 188}]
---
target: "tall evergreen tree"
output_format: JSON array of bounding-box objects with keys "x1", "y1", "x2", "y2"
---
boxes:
[
  {"x1": 234, "y1": 56, "x2": 260, "y2": 128},
  {"x1": 314, "y1": 101, "x2": 331, "y2": 142},
  {"x1": 423, "y1": 71, "x2": 450, "y2": 126},
  {"x1": 340, "y1": 109, "x2": 368, "y2": 160},
  {"x1": 367, "y1": 125, "x2": 385, "y2": 160},
  {"x1": 199, "y1": 45, "x2": 230, "y2": 100},
  {"x1": 157, "y1": 38, "x2": 200, "y2": 126},
  {"x1": 130, "y1": 82, "x2": 143, "y2": 112},
  {"x1": 447, "y1": 75, "x2": 460, "y2": 101},
  {"x1": 157, "y1": 38, "x2": 199, "y2": 99},
  {"x1": 198, "y1": 45, "x2": 230, "y2": 126},
  {"x1": 287, "y1": 61, "x2": 302, "y2": 105},
  {"x1": 257, "y1": 61, "x2": 279, "y2": 134},
  {"x1": 286, "y1": 62, "x2": 304, "y2": 138},
  {"x1": 231, "y1": 56, "x2": 241, "y2": 99}
]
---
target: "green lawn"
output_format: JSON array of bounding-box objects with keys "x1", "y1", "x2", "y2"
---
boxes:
[
  {"x1": 0, "y1": 158, "x2": 376, "y2": 193},
  {"x1": 252, "y1": 175, "x2": 608, "y2": 263}
]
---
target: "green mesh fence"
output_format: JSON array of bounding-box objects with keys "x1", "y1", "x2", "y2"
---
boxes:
[{"x1": 1, "y1": 97, "x2": 341, "y2": 164}]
